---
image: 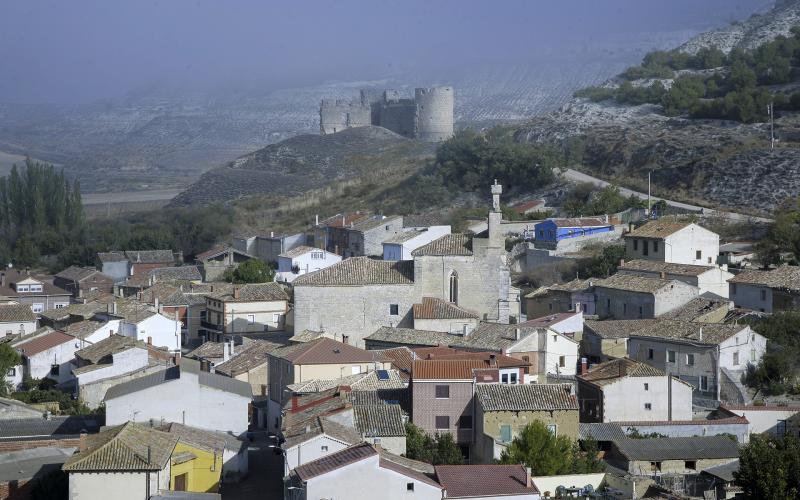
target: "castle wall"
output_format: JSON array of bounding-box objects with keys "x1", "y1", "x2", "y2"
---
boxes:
[
  {"x1": 319, "y1": 99, "x2": 370, "y2": 135},
  {"x1": 415, "y1": 86, "x2": 454, "y2": 142},
  {"x1": 379, "y1": 100, "x2": 417, "y2": 138}
]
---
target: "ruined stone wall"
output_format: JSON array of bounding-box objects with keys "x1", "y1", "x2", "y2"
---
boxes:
[
  {"x1": 415, "y1": 86, "x2": 454, "y2": 142},
  {"x1": 378, "y1": 99, "x2": 417, "y2": 138},
  {"x1": 319, "y1": 99, "x2": 371, "y2": 135}
]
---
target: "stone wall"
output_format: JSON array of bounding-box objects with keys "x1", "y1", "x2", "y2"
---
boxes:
[
  {"x1": 79, "y1": 363, "x2": 169, "y2": 409},
  {"x1": 378, "y1": 100, "x2": 417, "y2": 138},
  {"x1": 415, "y1": 87, "x2": 454, "y2": 142}
]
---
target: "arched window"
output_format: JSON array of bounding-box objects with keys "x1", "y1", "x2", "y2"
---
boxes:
[{"x1": 448, "y1": 271, "x2": 459, "y2": 305}]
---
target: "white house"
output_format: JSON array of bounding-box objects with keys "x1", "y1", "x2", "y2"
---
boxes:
[
  {"x1": 728, "y1": 265, "x2": 800, "y2": 313},
  {"x1": 282, "y1": 416, "x2": 363, "y2": 473},
  {"x1": 12, "y1": 329, "x2": 83, "y2": 387},
  {"x1": 577, "y1": 358, "x2": 693, "y2": 423},
  {"x1": 104, "y1": 358, "x2": 252, "y2": 435},
  {"x1": 504, "y1": 326, "x2": 580, "y2": 382},
  {"x1": 72, "y1": 335, "x2": 151, "y2": 403},
  {"x1": 618, "y1": 259, "x2": 734, "y2": 298},
  {"x1": 204, "y1": 283, "x2": 290, "y2": 341},
  {"x1": 382, "y1": 226, "x2": 451, "y2": 261},
  {"x1": 0, "y1": 303, "x2": 38, "y2": 338},
  {"x1": 276, "y1": 246, "x2": 342, "y2": 283},
  {"x1": 287, "y1": 443, "x2": 443, "y2": 500},
  {"x1": 518, "y1": 311, "x2": 584, "y2": 337},
  {"x1": 624, "y1": 220, "x2": 720, "y2": 266}
]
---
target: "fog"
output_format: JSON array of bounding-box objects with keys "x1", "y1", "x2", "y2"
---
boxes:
[{"x1": 0, "y1": 0, "x2": 767, "y2": 104}]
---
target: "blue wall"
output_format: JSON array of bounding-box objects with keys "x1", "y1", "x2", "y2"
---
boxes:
[{"x1": 534, "y1": 220, "x2": 613, "y2": 243}]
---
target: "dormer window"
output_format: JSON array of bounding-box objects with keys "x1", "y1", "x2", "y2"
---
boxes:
[
  {"x1": 16, "y1": 285, "x2": 29, "y2": 292},
  {"x1": 30, "y1": 284, "x2": 42, "y2": 293}
]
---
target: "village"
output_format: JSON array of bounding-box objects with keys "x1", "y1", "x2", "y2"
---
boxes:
[{"x1": 0, "y1": 178, "x2": 796, "y2": 500}]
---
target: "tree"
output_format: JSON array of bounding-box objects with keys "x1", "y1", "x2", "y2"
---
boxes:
[
  {"x1": 0, "y1": 344, "x2": 20, "y2": 396},
  {"x1": 500, "y1": 421, "x2": 603, "y2": 475},
  {"x1": 574, "y1": 245, "x2": 626, "y2": 279},
  {"x1": 225, "y1": 259, "x2": 275, "y2": 284},
  {"x1": 736, "y1": 435, "x2": 800, "y2": 499},
  {"x1": 404, "y1": 422, "x2": 463, "y2": 465}
]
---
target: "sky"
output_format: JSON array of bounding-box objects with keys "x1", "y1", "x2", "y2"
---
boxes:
[{"x1": 0, "y1": 0, "x2": 768, "y2": 104}]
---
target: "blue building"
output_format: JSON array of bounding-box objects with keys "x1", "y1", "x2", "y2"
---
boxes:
[{"x1": 534, "y1": 217, "x2": 614, "y2": 245}]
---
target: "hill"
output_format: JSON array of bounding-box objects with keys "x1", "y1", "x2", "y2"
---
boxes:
[{"x1": 513, "y1": 1, "x2": 800, "y2": 215}]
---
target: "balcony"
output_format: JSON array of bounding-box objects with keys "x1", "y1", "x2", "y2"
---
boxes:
[{"x1": 200, "y1": 320, "x2": 223, "y2": 332}]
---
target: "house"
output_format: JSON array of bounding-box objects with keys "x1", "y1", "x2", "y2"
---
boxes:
[
  {"x1": 267, "y1": 338, "x2": 390, "y2": 432},
  {"x1": 412, "y1": 297, "x2": 480, "y2": 334},
  {"x1": 282, "y1": 414, "x2": 363, "y2": 472},
  {"x1": 525, "y1": 279, "x2": 596, "y2": 319},
  {"x1": 0, "y1": 415, "x2": 102, "y2": 451},
  {"x1": 232, "y1": 231, "x2": 307, "y2": 264},
  {"x1": 624, "y1": 220, "x2": 719, "y2": 266},
  {"x1": 194, "y1": 245, "x2": 253, "y2": 282},
  {"x1": 700, "y1": 460, "x2": 742, "y2": 500},
  {"x1": 212, "y1": 339, "x2": 284, "y2": 396},
  {"x1": 97, "y1": 249, "x2": 180, "y2": 283},
  {"x1": 435, "y1": 464, "x2": 541, "y2": 499},
  {"x1": 62, "y1": 421, "x2": 178, "y2": 500},
  {"x1": 728, "y1": 265, "x2": 800, "y2": 313},
  {"x1": 626, "y1": 320, "x2": 766, "y2": 402},
  {"x1": 203, "y1": 283, "x2": 289, "y2": 341},
  {"x1": 411, "y1": 355, "x2": 528, "y2": 459},
  {"x1": 580, "y1": 413, "x2": 751, "y2": 446},
  {"x1": 617, "y1": 259, "x2": 733, "y2": 298},
  {"x1": 382, "y1": 226, "x2": 452, "y2": 261},
  {"x1": 275, "y1": 246, "x2": 341, "y2": 283},
  {"x1": 0, "y1": 447, "x2": 76, "y2": 499},
  {"x1": 577, "y1": 358, "x2": 693, "y2": 423},
  {"x1": 115, "y1": 266, "x2": 203, "y2": 298},
  {"x1": 661, "y1": 296, "x2": 732, "y2": 323},
  {"x1": 11, "y1": 329, "x2": 83, "y2": 387},
  {"x1": 353, "y1": 403, "x2": 407, "y2": 455},
  {"x1": 717, "y1": 403, "x2": 800, "y2": 438},
  {"x1": 138, "y1": 283, "x2": 208, "y2": 347},
  {"x1": 510, "y1": 199, "x2": 546, "y2": 217},
  {"x1": 605, "y1": 436, "x2": 739, "y2": 476},
  {"x1": 313, "y1": 212, "x2": 370, "y2": 253},
  {"x1": 593, "y1": 273, "x2": 698, "y2": 320},
  {"x1": 533, "y1": 217, "x2": 614, "y2": 250},
  {"x1": 582, "y1": 319, "x2": 657, "y2": 362},
  {"x1": 450, "y1": 322, "x2": 579, "y2": 383},
  {"x1": 104, "y1": 358, "x2": 252, "y2": 435},
  {"x1": 95, "y1": 304, "x2": 182, "y2": 354},
  {"x1": 294, "y1": 182, "x2": 514, "y2": 347},
  {"x1": 160, "y1": 422, "x2": 249, "y2": 488},
  {"x1": 718, "y1": 241, "x2": 755, "y2": 267},
  {"x1": 0, "y1": 268, "x2": 71, "y2": 312},
  {"x1": 37, "y1": 299, "x2": 115, "y2": 331},
  {"x1": 72, "y1": 334, "x2": 152, "y2": 406},
  {"x1": 364, "y1": 326, "x2": 458, "y2": 350},
  {"x1": 286, "y1": 442, "x2": 443, "y2": 500},
  {"x1": 0, "y1": 303, "x2": 38, "y2": 338},
  {"x1": 474, "y1": 384, "x2": 578, "y2": 463},
  {"x1": 321, "y1": 215, "x2": 405, "y2": 258},
  {"x1": 54, "y1": 266, "x2": 114, "y2": 298}
]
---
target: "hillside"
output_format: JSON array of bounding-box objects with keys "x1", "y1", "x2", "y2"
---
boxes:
[
  {"x1": 170, "y1": 126, "x2": 435, "y2": 206},
  {"x1": 514, "y1": 1, "x2": 800, "y2": 215}
]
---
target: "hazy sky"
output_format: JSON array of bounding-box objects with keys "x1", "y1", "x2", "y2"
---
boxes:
[{"x1": 0, "y1": 0, "x2": 767, "y2": 104}]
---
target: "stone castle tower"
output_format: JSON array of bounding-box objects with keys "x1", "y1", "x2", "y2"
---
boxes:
[{"x1": 319, "y1": 86, "x2": 454, "y2": 142}]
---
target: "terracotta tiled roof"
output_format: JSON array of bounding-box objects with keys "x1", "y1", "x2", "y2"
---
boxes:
[
  {"x1": 62, "y1": 422, "x2": 177, "y2": 471},
  {"x1": 365, "y1": 327, "x2": 457, "y2": 348},
  {"x1": 195, "y1": 245, "x2": 252, "y2": 261},
  {"x1": 271, "y1": 337, "x2": 382, "y2": 365},
  {"x1": 476, "y1": 383, "x2": 578, "y2": 412},
  {"x1": 282, "y1": 415, "x2": 362, "y2": 450},
  {"x1": 350, "y1": 215, "x2": 402, "y2": 232},
  {"x1": 16, "y1": 330, "x2": 74, "y2": 357},
  {"x1": 619, "y1": 259, "x2": 715, "y2": 277},
  {"x1": 213, "y1": 340, "x2": 283, "y2": 377},
  {"x1": 413, "y1": 297, "x2": 479, "y2": 320},
  {"x1": 579, "y1": 358, "x2": 664, "y2": 386},
  {"x1": 377, "y1": 347, "x2": 414, "y2": 374},
  {"x1": 293, "y1": 442, "x2": 377, "y2": 481},
  {"x1": 293, "y1": 257, "x2": 414, "y2": 286},
  {"x1": 412, "y1": 359, "x2": 496, "y2": 380},
  {"x1": 0, "y1": 269, "x2": 70, "y2": 297},
  {"x1": 54, "y1": 266, "x2": 105, "y2": 282},
  {"x1": 728, "y1": 265, "x2": 800, "y2": 292},
  {"x1": 378, "y1": 456, "x2": 441, "y2": 488},
  {"x1": 353, "y1": 404, "x2": 405, "y2": 437},
  {"x1": 449, "y1": 322, "x2": 537, "y2": 351},
  {"x1": 412, "y1": 347, "x2": 529, "y2": 368},
  {"x1": 511, "y1": 199, "x2": 545, "y2": 214},
  {"x1": 62, "y1": 320, "x2": 109, "y2": 340},
  {"x1": 161, "y1": 422, "x2": 242, "y2": 454},
  {"x1": 287, "y1": 369, "x2": 407, "y2": 393},
  {"x1": 0, "y1": 304, "x2": 36, "y2": 323},
  {"x1": 720, "y1": 403, "x2": 800, "y2": 411},
  {"x1": 594, "y1": 273, "x2": 680, "y2": 294},
  {"x1": 434, "y1": 465, "x2": 539, "y2": 498},
  {"x1": 625, "y1": 220, "x2": 694, "y2": 239},
  {"x1": 411, "y1": 234, "x2": 473, "y2": 257},
  {"x1": 148, "y1": 266, "x2": 202, "y2": 282},
  {"x1": 319, "y1": 212, "x2": 371, "y2": 228}
]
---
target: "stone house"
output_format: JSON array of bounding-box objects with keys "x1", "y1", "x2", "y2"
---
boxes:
[
  {"x1": 212, "y1": 339, "x2": 283, "y2": 396},
  {"x1": 364, "y1": 326, "x2": 458, "y2": 350},
  {"x1": 275, "y1": 246, "x2": 341, "y2": 284},
  {"x1": 0, "y1": 303, "x2": 38, "y2": 339},
  {"x1": 382, "y1": 225, "x2": 452, "y2": 261},
  {"x1": 96, "y1": 249, "x2": 180, "y2": 283},
  {"x1": 728, "y1": 265, "x2": 800, "y2": 313},
  {"x1": 105, "y1": 358, "x2": 252, "y2": 435},
  {"x1": 353, "y1": 403, "x2": 407, "y2": 455},
  {"x1": 313, "y1": 211, "x2": 371, "y2": 255},
  {"x1": 342, "y1": 215, "x2": 405, "y2": 258},
  {"x1": 0, "y1": 269, "x2": 71, "y2": 313},
  {"x1": 510, "y1": 199, "x2": 546, "y2": 217},
  {"x1": 617, "y1": 259, "x2": 733, "y2": 298},
  {"x1": 435, "y1": 464, "x2": 542, "y2": 499},
  {"x1": 203, "y1": 283, "x2": 289, "y2": 341},
  {"x1": 412, "y1": 296, "x2": 480, "y2": 334},
  {"x1": 627, "y1": 320, "x2": 766, "y2": 402},
  {"x1": 624, "y1": 220, "x2": 719, "y2": 266},
  {"x1": 525, "y1": 279, "x2": 596, "y2": 319},
  {"x1": 605, "y1": 436, "x2": 739, "y2": 476},
  {"x1": 593, "y1": 273, "x2": 698, "y2": 320},
  {"x1": 577, "y1": 358, "x2": 693, "y2": 423},
  {"x1": 582, "y1": 319, "x2": 657, "y2": 363},
  {"x1": 233, "y1": 231, "x2": 307, "y2": 264},
  {"x1": 194, "y1": 246, "x2": 253, "y2": 282},
  {"x1": 474, "y1": 384, "x2": 579, "y2": 463},
  {"x1": 54, "y1": 266, "x2": 114, "y2": 298}
]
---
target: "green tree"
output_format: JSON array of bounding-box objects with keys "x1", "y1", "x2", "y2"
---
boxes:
[
  {"x1": 574, "y1": 245, "x2": 626, "y2": 279},
  {"x1": 404, "y1": 422, "x2": 463, "y2": 465},
  {"x1": 500, "y1": 421, "x2": 603, "y2": 475},
  {"x1": 225, "y1": 258, "x2": 275, "y2": 284},
  {"x1": 0, "y1": 344, "x2": 21, "y2": 396},
  {"x1": 736, "y1": 435, "x2": 800, "y2": 499}
]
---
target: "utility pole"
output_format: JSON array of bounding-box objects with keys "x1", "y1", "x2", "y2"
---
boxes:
[{"x1": 768, "y1": 102, "x2": 775, "y2": 150}]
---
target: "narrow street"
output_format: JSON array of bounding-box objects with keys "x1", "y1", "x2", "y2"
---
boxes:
[{"x1": 223, "y1": 434, "x2": 284, "y2": 500}]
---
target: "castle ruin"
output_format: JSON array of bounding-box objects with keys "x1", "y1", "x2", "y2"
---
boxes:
[{"x1": 319, "y1": 86, "x2": 454, "y2": 142}]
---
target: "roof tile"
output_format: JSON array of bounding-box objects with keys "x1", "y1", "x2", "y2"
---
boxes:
[{"x1": 293, "y1": 257, "x2": 414, "y2": 286}]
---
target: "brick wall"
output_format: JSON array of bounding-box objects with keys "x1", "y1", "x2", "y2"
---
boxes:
[{"x1": 0, "y1": 437, "x2": 80, "y2": 453}]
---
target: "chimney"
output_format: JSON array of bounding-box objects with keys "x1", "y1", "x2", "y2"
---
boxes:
[
  {"x1": 271, "y1": 231, "x2": 274, "y2": 238},
  {"x1": 698, "y1": 327, "x2": 703, "y2": 341},
  {"x1": 342, "y1": 216, "x2": 346, "y2": 226},
  {"x1": 514, "y1": 328, "x2": 520, "y2": 340},
  {"x1": 659, "y1": 271, "x2": 667, "y2": 279},
  {"x1": 619, "y1": 259, "x2": 625, "y2": 267},
  {"x1": 581, "y1": 357, "x2": 588, "y2": 376},
  {"x1": 154, "y1": 297, "x2": 160, "y2": 311},
  {"x1": 112, "y1": 302, "x2": 117, "y2": 315},
  {"x1": 525, "y1": 467, "x2": 532, "y2": 488},
  {"x1": 489, "y1": 353, "x2": 497, "y2": 367},
  {"x1": 233, "y1": 287, "x2": 241, "y2": 300},
  {"x1": 79, "y1": 432, "x2": 88, "y2": 451},
  {"x1": 315, "y1": 214, "x2": 319, "y2": 225},
  {"x1": 291, "y1": 395, "x2": 299, "y2": 411},
  {"x1": 223, "y1": 340, "x2": 234, "y2": 362}
]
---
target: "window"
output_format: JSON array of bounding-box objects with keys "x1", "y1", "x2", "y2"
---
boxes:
[
  {"x1": 696, "y1": 250, "x2": 702, "y2": 260},
  {"x1": 731, "y1": 284, "x2": 737, "y2": 295},
  {"x1": 435, "y1": 416, "x2": 449, "y2": 430},
  {"x1": 448, "y1": 271, "x2": 459, "y2": 305},
  {"x1": 351, "y1": 366, "x2": 361, "y2": 375},
  {"x1": 559, "y1": 356, "x2": 566, "y2": 367},
  {"x1": 623, "y1": 303, "x2": 627, "y2": 315},
  {"x1": 647, "y1": 348, "x2": 654, "y2": 360},
  {"x1": 733, "y1": 351, "x2": 740, "y2": 365},
  {"x1": 458, "y1": 415, "x2": 472, "y2": 429},
  {"x1": 30, "y1": 284, "x2": 42, "y2": 293},
  {"x1": 651, "y1": 461, "x2": 662, "y2": 472},
  {"x1": 700, "y1": 376, "x2": 708, "y2": 391},
  {"x1": 760, "y1": 289, "x2": 767, "y2": 301},
  {"x1": 407, "y1": 483, "x2": 415, "y2": 492},
  {"x1": 606, "y1": 298, "x2": 611, "y2": 310},
  {"x1": 247, "y1": 314, "x2": 255, "y2": 324},
  {"x1": 547, "y1": 424, "x2": 557, "y2": 436},
  {"x1": 510, "y1": 372, "x2": 518, "y2": 384},
  {"x1": 55, "y1": 303, "x2": 66, "y2": 309},
  {"x1": 389, "y1": 304, "x2": 399, "y2": 315},
  {"x1": 538, "y1": 230, "x2": 543, "y2": 238},
  {"x1": 633, "y1": 239, "x2": 639, "y2": 251},
  {"x1": 16, "y1": 285, "x2": 29, "y2": 292},
  {"x1": 667, "y1": 350, "x2": 676, "y2": 363},
  {"x1": 31, "y1": 304, "x2": 44, "y2": 313},
  {"x1": 50, "y1": 364, "x2": 60, "y2": 376},
  {"x1": 272, "y1": 313, "x2": 282, "y2": 323},
  {"x1": 501, "y1": 373, "x2": 509, "y2": 384},
  {"x1": 321, "y1": 445, "x2": 328, "y2": 452},
  {"x1": 435, "y1": 385, "x2": 450, "y2": 399},
  {"x1": 500, "y1": 424, "x2": 512, "y2": 443},
  {"x1": 638, "y1": 305, "x2": 643, "y2": 318},
  {"x1": 644, "y1": 383, "x2": 649, "y2": 391},
  {"x1": 643, "y1": 240, "x2": 649, "y2": 256},
  {"x1": 686, "y1": 354, "x2": 695, "y2": 366},
  {"x1": 7, "y1": 368, "x2": 15, "y2": 377},
  {"x1": 751, "y1": 349, "x2": 757, "y2": 362},
  {"x1": 522, "y1": 356, "x2": 530, "y2": 375},
  {"x1": 685, "y1": 461, "x2": 697, "y2": 471},
  {"x1": 653, "y1": 241, "x2": 659, "y2": 252},
  {"x1": 342, "y1": 335, "x2": 349, "y2": 345},
  {"x1": 644, "y1": 403, "x2": 652, "y2": 410}
]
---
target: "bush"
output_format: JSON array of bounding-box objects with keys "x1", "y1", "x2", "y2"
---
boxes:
[{"x1": 404, "y1": 422, "x2": 464, "y2": 465}]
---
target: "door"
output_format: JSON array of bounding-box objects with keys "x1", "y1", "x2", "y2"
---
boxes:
[{"x1": 174, "y1": 473, "x2": 187, "y2": 491}]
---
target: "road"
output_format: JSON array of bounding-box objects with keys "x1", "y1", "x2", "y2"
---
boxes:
[
  {"x1": 560, "y1": 168, "x2": 773, "y2": 223},
  {"x1": 222, "y1": 433, "x2": 284, "y2": 500},
  {"x1": 81, "y1": 188, "x2": 183, "y2": 205}
]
